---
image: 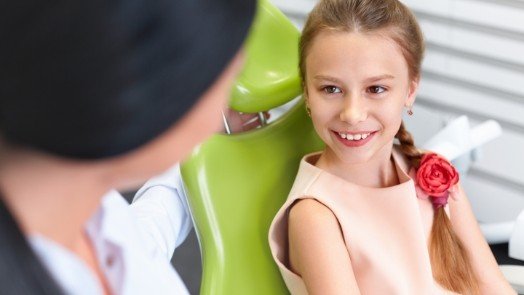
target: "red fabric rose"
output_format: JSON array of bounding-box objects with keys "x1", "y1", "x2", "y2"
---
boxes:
[{"x1": 414, "y1": 153, "x2": 459, "y2": 209}]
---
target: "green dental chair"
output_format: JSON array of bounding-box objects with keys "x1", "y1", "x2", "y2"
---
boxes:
[{"x1": 180, "y1": 1, "x2": 324, "y2": 294}]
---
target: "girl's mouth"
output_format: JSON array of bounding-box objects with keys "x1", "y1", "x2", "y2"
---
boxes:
[{"x1": 332, "y1": 130, "x2": 377, "y2": 147}]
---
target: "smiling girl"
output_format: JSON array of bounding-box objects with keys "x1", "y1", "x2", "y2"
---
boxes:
[{"x1": 268, "y1": 0, "x2": 515, "y2": 294}]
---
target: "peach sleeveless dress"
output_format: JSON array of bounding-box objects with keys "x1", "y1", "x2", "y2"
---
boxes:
[{"x1": 268, "y1": 146, "x2": 460, "y2": 294}]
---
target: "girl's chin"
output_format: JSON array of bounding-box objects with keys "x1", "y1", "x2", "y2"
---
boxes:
[{"x1": 325, "y1": 146, "x2": 374, "y2": 164}]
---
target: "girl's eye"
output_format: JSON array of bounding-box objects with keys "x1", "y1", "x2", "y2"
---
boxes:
[
  {"x1": 323, "y1": 86, "x2": 342, "y2": 94},
  {"x1": 368, "y1": 85, "x2": 386, "y2": 94}
]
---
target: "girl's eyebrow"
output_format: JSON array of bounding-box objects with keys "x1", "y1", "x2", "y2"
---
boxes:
[
  {"x1": 313, "y1": 74, "x2": 395, "y2": 84},
  {"x1": 364, "y1": 74, "x2": 395, "y2": 83},
  {"x1": 313, "y1": 75, "x2": 344, "y2": 84}
]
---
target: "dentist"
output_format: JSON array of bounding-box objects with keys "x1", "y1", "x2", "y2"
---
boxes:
[{"x1": 0, "y1": 0, "x2": 255, "y2": 294}]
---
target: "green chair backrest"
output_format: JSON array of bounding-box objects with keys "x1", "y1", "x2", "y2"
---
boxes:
[
  {"x1": 181, "y1": 102, "x2": 323, "y2": 294},
  {"x1": 181, "y1": 1, "x2": 324, "y2": 294}
]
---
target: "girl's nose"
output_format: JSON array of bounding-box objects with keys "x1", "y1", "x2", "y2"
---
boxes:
[{"x1": 339, "y1": 97, "x2": 367, "y2": 126}]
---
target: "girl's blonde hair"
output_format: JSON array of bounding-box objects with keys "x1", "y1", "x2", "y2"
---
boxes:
[{"x1": 299, "y1": 0, "x2": 480, "y2": 293}]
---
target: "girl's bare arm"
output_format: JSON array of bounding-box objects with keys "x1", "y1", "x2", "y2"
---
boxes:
[{"x1": 288, "y1": 199, "x2": 361, "y2": 295}]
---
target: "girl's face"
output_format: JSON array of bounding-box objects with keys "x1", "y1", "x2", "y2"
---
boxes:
[{"x1": 305, "y1": 30, "x2": 418, "y2": 165}]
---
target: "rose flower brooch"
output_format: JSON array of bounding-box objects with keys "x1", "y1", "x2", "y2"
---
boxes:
[{"x1": 410, "y1": 153, "x2": 460, "y2": 209}]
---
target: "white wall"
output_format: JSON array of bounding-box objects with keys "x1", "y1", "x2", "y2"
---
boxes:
[{"x1": 271, "y1": 0, "x2": 524, "y2": 224}]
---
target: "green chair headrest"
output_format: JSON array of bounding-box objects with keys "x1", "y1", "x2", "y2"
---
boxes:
[{"x1": 230, "y1": 0, "x2": 302, "y2": 113}]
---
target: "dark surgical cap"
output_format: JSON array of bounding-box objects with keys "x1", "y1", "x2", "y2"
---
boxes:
[{"x1": 0, "y1": 0, "x2": 256, "y2": 159}]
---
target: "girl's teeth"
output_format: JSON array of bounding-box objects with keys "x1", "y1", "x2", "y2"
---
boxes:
[{"x1": 338, "y1": 132, "x2": 371, "y2": 141}]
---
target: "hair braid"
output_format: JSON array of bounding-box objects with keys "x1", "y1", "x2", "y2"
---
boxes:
[
  {"x1": 396, "y1": 121, "x2": 480, "y2": 294},
  {"x1": 394, "y1": 121, "x2": 423, "y2": 169}
]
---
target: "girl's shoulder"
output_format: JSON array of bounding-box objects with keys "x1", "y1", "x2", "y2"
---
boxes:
[{"x1": 289, "y1": 198, "x2": 337, "y2": 227}]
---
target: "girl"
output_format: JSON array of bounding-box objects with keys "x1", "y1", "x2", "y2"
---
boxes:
[{"x1": 268, "y1": 0, "x2": 515, "y2": 294}]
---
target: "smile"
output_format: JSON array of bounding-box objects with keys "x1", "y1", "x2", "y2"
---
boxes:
[
  {"x1": 337, "y1": 132, "x2": 371, "y2": 141},
  {"x1": 332, "y1": 130, "x2": 377, "y2": 147}
]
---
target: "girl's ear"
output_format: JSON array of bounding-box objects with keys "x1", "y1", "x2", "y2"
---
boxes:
[
  {"x1": 302, "y1": 80, "x2": 308, "y2": 96},
  {"x1": 302, "y1": 81, "x2": 310, "y2": 103},
  {"x1": 405, "y1": 77, "x2": 420, "y2": 107}
]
